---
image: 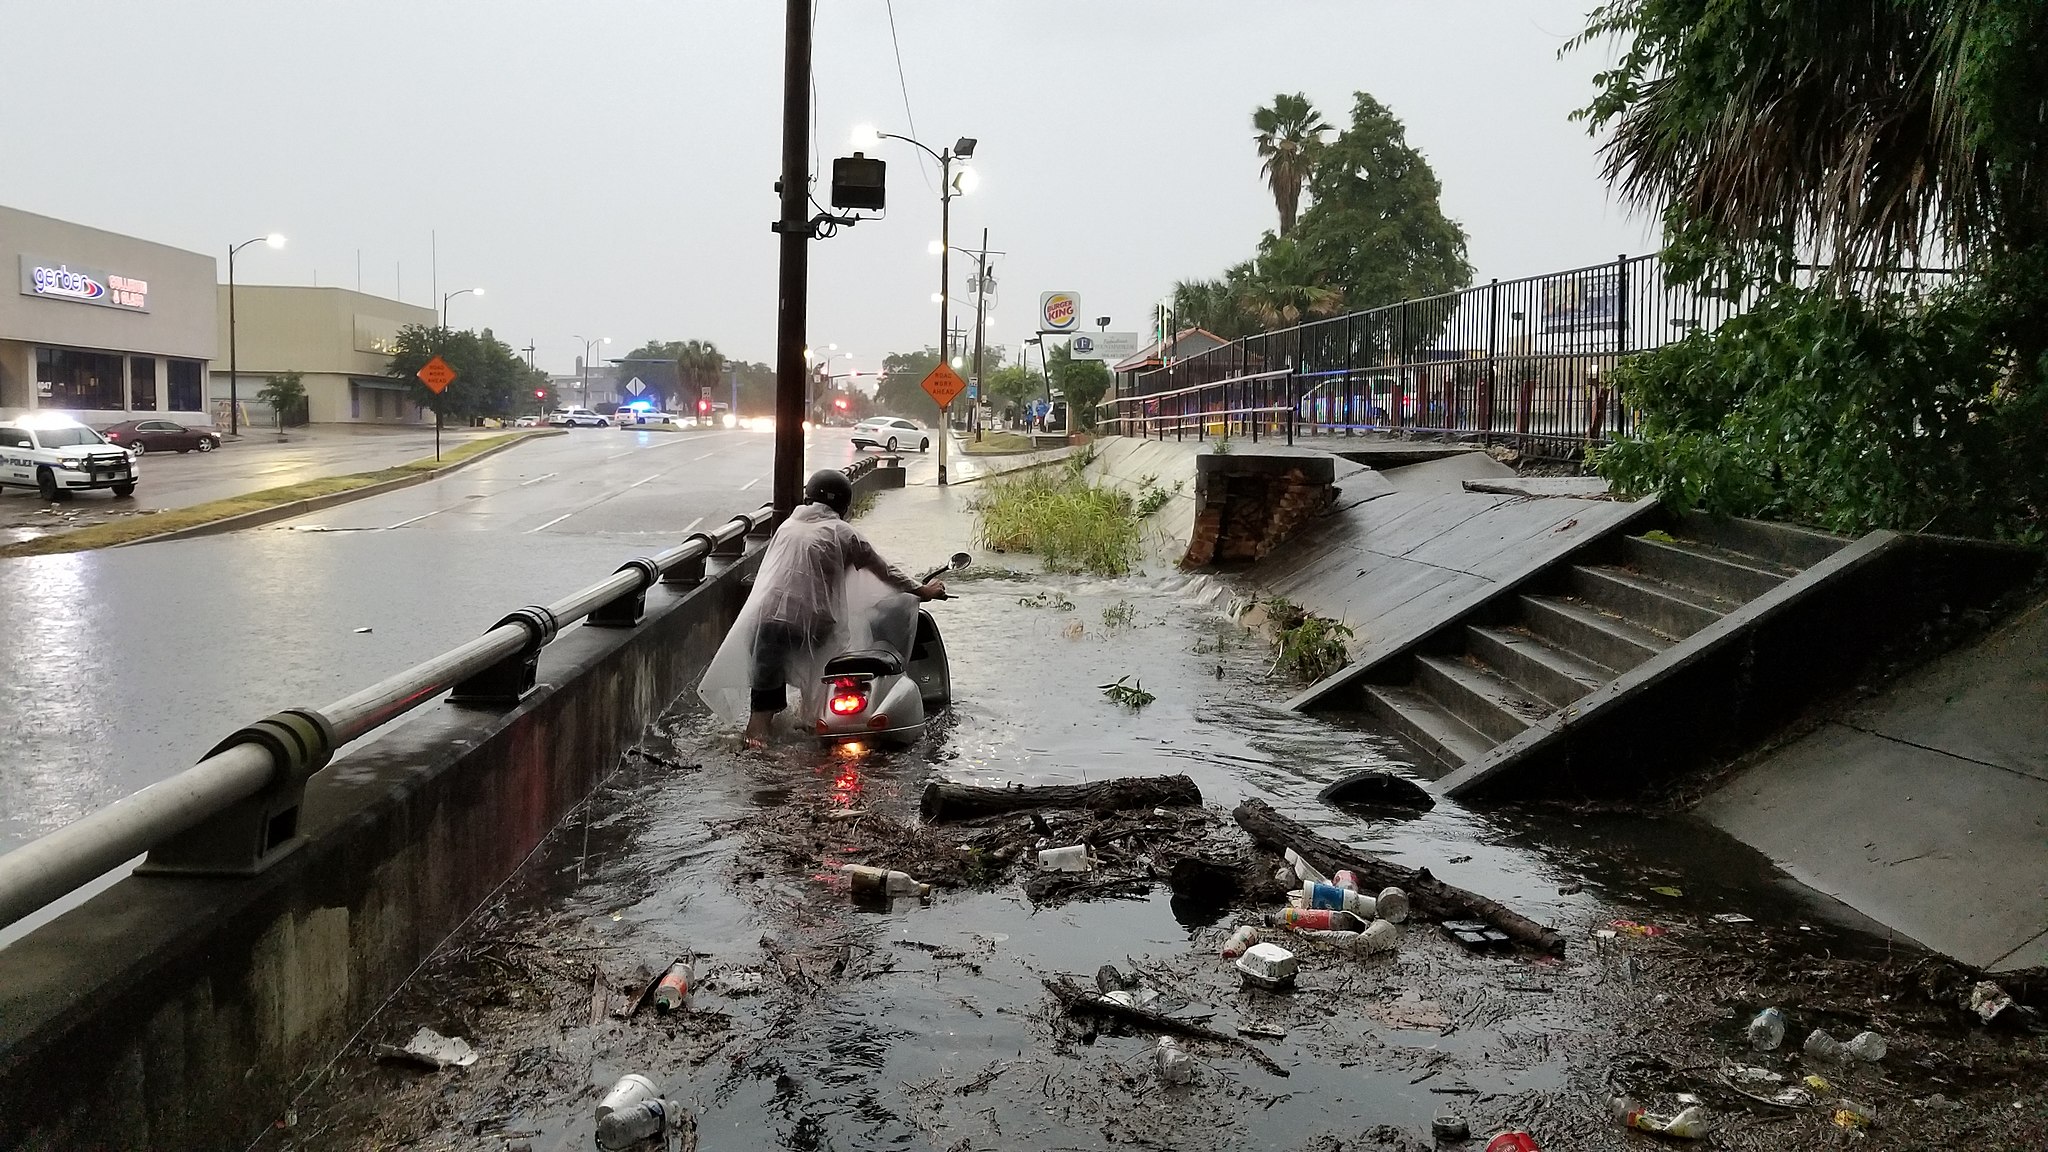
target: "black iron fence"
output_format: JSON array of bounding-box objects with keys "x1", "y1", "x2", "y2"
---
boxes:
[{"x1": 1112, "y1": 253, "x2": 1772, "y2": 457}]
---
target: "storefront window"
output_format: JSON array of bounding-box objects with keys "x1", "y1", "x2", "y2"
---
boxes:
[
  {"x1": 167, "y1": 359, "x2": 203, "y2": 412},
  {"x1": 36, "y1": 347, "x2": 125, "y2": 411},
  {"x1": 130, "y1": 356, "x2": 157, "y2": 410}
]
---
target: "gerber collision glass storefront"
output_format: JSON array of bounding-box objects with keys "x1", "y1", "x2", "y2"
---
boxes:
[{"x1": 0, "y1": 204, "x2": 217, "y2": 426}]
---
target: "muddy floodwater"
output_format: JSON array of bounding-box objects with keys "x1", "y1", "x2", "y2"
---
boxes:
[{"x1": 263, "y1": 562, "x2": 2047, "y2": 1152}]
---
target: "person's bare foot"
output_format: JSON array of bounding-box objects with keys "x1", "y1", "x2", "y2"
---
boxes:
[{"x1": 743, "y1": 733, "x2": 767, "y2": 750}]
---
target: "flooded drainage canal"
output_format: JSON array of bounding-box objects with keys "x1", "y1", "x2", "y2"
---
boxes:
[{"x1": 264, "y1": 567, "x2": 2047, "y2": 1152}]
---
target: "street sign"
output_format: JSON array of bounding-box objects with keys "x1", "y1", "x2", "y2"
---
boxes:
[
  {"x1": 920, "y1": 363, "x2": 967, "y2": 409},
  {"x1": 416, "y1": 355, "x2": 457, "y2": 394},
  {"x1": 1070, "y1": 331, "x2": 1144, "y2": 362},
  {"x1": 624, "y1": 376, "x2": 647, "y2": 396}
]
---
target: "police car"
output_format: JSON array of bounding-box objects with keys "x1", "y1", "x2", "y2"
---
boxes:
[{"x1": 0, "y1": 416, "x2": 138, "y2": 500}]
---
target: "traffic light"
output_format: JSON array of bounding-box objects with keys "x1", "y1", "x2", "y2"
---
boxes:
[
  {"x1": 833, "y1": 397, "x2": 848, "y2": 411},
  {"x1": 699, "y1": 398, "x2": 711, "y2": 414},
  {"x1": 534, "y1": 389, "x2": 545, "y2": 398}
]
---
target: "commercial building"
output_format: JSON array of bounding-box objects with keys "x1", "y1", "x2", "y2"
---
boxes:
[
  {"x1": 210, "y1": 286, "x2": 436, "y2": 425},
  {"x1": 0, "y1": 204, "x2": 218, "y2": 426}
]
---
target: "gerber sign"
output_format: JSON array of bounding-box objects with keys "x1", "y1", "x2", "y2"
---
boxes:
[
  {"x1": 19, "y1": 257, "x2": 150, "y2": 312},
  {"x1": 1038, "y1": 291, "x2": 1079, "y2": 332}
]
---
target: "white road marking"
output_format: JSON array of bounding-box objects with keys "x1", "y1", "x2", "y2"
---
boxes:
[
  {"x1": 740, "y1": 476, "x2": 762, "y2": 491},
  {"x1": 517, "y1": 471, "x2": 558, "y2": 487},
  {"x1": 526, "y1": 512, "x2": 575, "y2": 534},
  {"x1": 682, "y1": 517, "x2": 703, "y2": 533},
  {"x1": 386, "y1": 509, "x2": 447, "y2": 529}
]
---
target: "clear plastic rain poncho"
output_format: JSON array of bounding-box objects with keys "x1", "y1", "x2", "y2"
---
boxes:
[{"x1": 697, "y1": 503, "x2": 922, "y2": 724}]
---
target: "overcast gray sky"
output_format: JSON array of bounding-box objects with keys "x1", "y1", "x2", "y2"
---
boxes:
[{"x1": 0, "y1": 1, "x2": 1651, "y2": 377}]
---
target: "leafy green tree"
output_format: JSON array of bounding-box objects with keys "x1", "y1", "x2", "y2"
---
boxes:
[
  {"x1": 1571, "y1": 0, "x2": 2048, "y2": 278},
  {"x1": 1291, "y1": 92, "x2": 1472, "y2": 312},
  {"x1": 386, "y1": 325, "x2": 545, "y2": 421},
  {"x1": 256, "y1": 371, "x2": 307, "y2": 429},
  {"x1": 1253, "y1": 93, "x2": 1331, "y2": 237},
  {"x1": 1048, "y1": 343, "x2": 1113, "y2": 430},
  {"x1": 984, "y1": 363, "x2": 1041, "y2": 417}
]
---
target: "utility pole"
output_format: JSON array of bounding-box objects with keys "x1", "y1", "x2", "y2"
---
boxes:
[
  {"x1": 771, "y1": 0, "x2": 813, "y2": 519},
  {"x1": 970, "y1": 227, "x2": 989, "y2": 443}
]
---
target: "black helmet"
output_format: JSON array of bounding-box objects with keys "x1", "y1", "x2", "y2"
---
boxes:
[{"x1": 803, "y1": 469, "x2": 854, "y2": 517}]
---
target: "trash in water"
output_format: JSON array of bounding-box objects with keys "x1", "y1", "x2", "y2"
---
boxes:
[
  {"x1": 1802, "y1": 1074, "x2": 1834, "y2": 1092},
  {"x1": 1266, "y1": 907, "x2": 1366, "y2": 933},
  {"x1": 1283, "y1": 848, "x2": 1329, "y2": 888},
  {"x1": 1747, "y1": 1007, "x2": 1786, "y2": 1051},
  {"x1": 1095, "y1": 964, "x2": 1133, "y2": 994},
  {"x1": 1292, "y1": 882, "x2": 1410, "y2": 923},
  {"x1": 1331, "y1": 869, "x2": 1359, "y2": 891},
  {"x1": 1234, "y1": 942, "x2": 1298, "y2": 991},
  {"x1": 841, "y1": 863, "x2": 933, "y2": 899},
  {"x1": 1610, "y1": 1095, "x2": 1710, "y2": 1138},
  {"x1": 1917, "y1": 1094, "x2": 1962, "y2": 1112},
  {"x1": 1220, "y1": 925, "x2": 1261, "y2": 958},
  {"x1": 1608, "y1": 919, "x2": 1665, "y2": 937},
  {"x1": 1649, "y1": 885, "x2": 1683, "y2": 897},
  {"x1": 1304, "y1": 920, "x2": 1399, "y2": 955},
  {"x1": 1484, "y1": 1134, "x2": 1542, "y2": 1152},
  {"x1": 1804, "y1": 1027, "x2": 1885, "y2": 1063},
  {"x1": 1711, "y1": 912, "x2": 1754, "y2": 924},
  {"x1": 1154, "y1": 1036, "x2": 1194, "y2": 1084},
  {"x1": 379, "y1": 1026, "x2": 477, "y2": 1070},
  {"x1": 595, "y1": 1073, "x2": 681, "y2": 1150},
  {"x1": 652, "y1": 957, "x2": 693, "y2": 1013},
  {"x1": 1431, "y1": 1112, "x2": 1470, "y2": 1141},
  {"x1": 1725, "y1": 1063, "x2": 1784, "y2": 1086},
  {"x1": 1970, "y1": 980, "x2": 2017, "y2": 1025},
  {"x1": 1037, "y1": 845, "x2": 1092, "y2": 873},
  {"x1": 1832, "y1": 1101, "x2": 1877, "y2": 1129},
  {"x1": 1441, "y1": 919, "x2": 1513, "y2": 952},
  {"x1": 353, "y1": 627, "x2": 373, "y2": 634}
]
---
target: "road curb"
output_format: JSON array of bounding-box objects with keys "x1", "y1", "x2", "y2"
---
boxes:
[{"x1": 112, "y1": 430, "x2": 565, "y2": 549}]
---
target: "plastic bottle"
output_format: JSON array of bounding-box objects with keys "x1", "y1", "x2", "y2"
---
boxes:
[
  {"x1": 841, "y1": 864, "x2": 932, "y2": 899},
  {"x1": 596, "y1": 1075, "x2": 670, "y2": 1150},
  {"x1": 1220, "y1": 925, "x2": 1261, "y2": 958},
  {"x1": 1283, "y1": 848, "x2": 1329, "y2": 888},
  {"x1": 653, "y1": 958, "x2": 694, "y2": 1013},
  {"x1": 1484, "y1": 1134, "x2": 1543, "y2": 1152},
  {"x1": 1154, "y1": 1036, "x2": 1193, "y2": 1084},
  {"x1": 1265, "y1": 907, "x2": 1367, "y2": 933},
  {"x1": 1747, "y1": 1007, "x2": 1786, "y2": 1051},
  {"x1": 1804, "y1": 1028, "x2": 1875, "y2": 1063},
  {"x1": 1292, "y1": 883, "x2": 1411, "y2": 924},
  {"x1": 1609, "y1": 1095, "x2": 1710, "y2": 1139},
  {"x1": 1332, "y1": 869, "x2": 1360, "y2": 891}
]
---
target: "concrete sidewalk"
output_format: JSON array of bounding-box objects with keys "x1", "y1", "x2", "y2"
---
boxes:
[{"x1": 1702, "y1": 593, "x2": 2048, "y2": 972}]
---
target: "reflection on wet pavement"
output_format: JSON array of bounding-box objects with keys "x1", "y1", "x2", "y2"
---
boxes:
[{"x1": 264, "y1": 563, "x2": 2032, "y2": 1152}]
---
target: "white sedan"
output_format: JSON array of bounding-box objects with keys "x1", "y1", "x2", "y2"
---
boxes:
[{"x1": 850, "y1": 417, "x2": 930, "y2": 453}]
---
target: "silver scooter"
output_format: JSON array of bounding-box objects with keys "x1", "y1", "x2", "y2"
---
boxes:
[{"x1": 814, "y1": 552, "x2": 970, "y2": 746}]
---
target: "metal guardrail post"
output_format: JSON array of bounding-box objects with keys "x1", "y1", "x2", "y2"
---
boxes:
[
  {"x1": 449, "y1": 606, "x2": 560, "y2": 705},
  {"x1": 589, "y1": 558, "x2": 663, "y2": 628},
  {"x1": 133, "y1": 709, "x2": 336, "y2": 876},
  {"x1": 663, "y1": 534, "x2": 715, "y2": 587}
]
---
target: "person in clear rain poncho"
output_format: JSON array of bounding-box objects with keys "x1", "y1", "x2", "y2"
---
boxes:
[{"x1": 698, "y1": 470, "x2": 945, "y2": 746}]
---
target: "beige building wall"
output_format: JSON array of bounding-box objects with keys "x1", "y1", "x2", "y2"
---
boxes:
[
  {"x1": 210, "y1": 286, "x2": 435, "y2": 425},
  {"x1": 0, "y1": 203, "x2": 217, "y2": 424}
]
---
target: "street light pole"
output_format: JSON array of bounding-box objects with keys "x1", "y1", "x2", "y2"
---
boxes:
[
  {"x1": 970, "y1": 227, "x2": 989, "y2": 444},
  {"x1": 572, "y1": 335, "x2": 609, "y2": 408},
  {"x1": 226, "y1": 233, "x2": 284, "y2": 437},
  {"x1": 441, "y1": 287, "x2": 483, "y2": 330},
  {"x1": 771, "y1": 0, "x2": 814, "y2": 520}
]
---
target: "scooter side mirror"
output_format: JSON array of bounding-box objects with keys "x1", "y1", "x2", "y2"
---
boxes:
[{"x1": 949, "y1": 552, "x2": 972, "y2": 570}]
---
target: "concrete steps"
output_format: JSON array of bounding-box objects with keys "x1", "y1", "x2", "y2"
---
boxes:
[{"x1": 1332, "y1": 517, "x2": 1846, "y2": 780}]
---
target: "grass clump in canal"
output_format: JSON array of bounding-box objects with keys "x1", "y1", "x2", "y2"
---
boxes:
[
  {"x1": 1258, "y1": 596, "x2": 1355, "y2": 683},
  {"x1": 1099, "y1": 675, "x2": 1155, "y2": 709},
  {"x1": 972, "y1": 454, "x2": 1142, "y2": 576}
]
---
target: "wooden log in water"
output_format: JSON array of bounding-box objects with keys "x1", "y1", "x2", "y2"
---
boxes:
[{"x1": 920, "y1": 774, "x2": 1201, "y2": 823}]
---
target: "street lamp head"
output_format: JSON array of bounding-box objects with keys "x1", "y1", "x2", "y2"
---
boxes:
[
  {"x1": 952, "y1": 168, "x2": 980, "y2": 196},
  {"x1": 930, "y1": 292, "x2": 944, "y2": 304},
  {"x1": 472, "y1": 287, "x2": 485, "y2": 297},
  {"x1": 850, "y1": 123, "x2": 880, "y2": 149},
  {"x1": 927, "y1": 240, "x2": 946, "y2": 256},
  {"x1": 950, "y1": 356, "x2": 964, "y2": 369},
  {"x1": 265, "y1": 233, "x2": 286, "y2": 249},
  {"x1": 953, "y1": 137, "x2": 977, "y2": 158},
  {"x1": 1096, "y1": 316, "x2": 1112, "y2": 329}
]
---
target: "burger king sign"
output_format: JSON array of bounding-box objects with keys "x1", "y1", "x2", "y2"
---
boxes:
[{"x1": 1038, "y1": 291, "x2": 1080, "y2": 333}]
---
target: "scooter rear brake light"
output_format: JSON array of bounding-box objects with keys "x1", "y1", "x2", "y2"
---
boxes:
[{"x1": 827, "y1": 676, "x2": 869, "y2": 717}]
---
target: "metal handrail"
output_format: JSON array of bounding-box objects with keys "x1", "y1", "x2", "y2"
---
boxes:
[{"x1": 0, "y1": 502, "x2": 774, "y2": 932}]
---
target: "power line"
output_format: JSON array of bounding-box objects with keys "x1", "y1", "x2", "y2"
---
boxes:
[{"x1": 884, "y1": 0, "x2": 935, "y2": 191}]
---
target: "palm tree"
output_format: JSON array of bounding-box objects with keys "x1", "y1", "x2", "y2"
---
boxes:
[
  {"x1": 1573, "y1": 1, "x2": 2048, "y2": 273},
  {"x1": 1171, "y1": 263, "x2": 1261, "y2": 339},
  {"x1": 1253, "y1": 93, "x2": 1330, "y2": 237},
  {"x1": 1242, "y1": 238, "x2": 1343, "y2": 327},
  {"x1": 675, "y1": 339, "x2": 723, "y2": 412}
]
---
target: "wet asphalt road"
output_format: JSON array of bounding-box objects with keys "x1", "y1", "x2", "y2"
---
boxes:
[{"x1": 0, "y1": 426, "x2": 931, "y2": 856}]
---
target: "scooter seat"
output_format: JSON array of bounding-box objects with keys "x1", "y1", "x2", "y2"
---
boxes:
[{"x1": 823, "y1": 648, "x2": 904, "y2": 676}]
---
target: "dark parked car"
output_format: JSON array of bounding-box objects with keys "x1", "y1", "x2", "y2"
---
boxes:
[{"x1": 100, "y1": 420, "x2": 221, "y2": 455}]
